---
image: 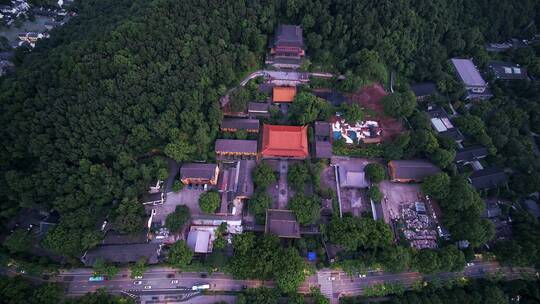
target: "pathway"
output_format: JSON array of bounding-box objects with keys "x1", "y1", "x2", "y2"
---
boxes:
[{"x1": 278, "y1": 160, "x2": 289, "y2": 209}]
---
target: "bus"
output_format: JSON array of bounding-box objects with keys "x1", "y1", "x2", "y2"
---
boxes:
[{"x1": 88, "y1": 276, "x2": 106, "y2": 282}]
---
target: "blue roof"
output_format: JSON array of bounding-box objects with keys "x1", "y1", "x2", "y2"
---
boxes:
[{"x1": 307, "y1": 252, "x2": 317, "y2": 261}]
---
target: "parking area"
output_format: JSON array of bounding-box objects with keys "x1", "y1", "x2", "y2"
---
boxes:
[{"x1": 148, "y1": 188, "x2": 204, "y2": 225}]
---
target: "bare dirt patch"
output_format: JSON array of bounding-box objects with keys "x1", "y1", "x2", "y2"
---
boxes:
[{"x1": 347, "y1": 83, "x2": 404, "y2": 141}]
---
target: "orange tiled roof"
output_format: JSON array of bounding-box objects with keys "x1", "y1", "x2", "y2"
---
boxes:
[
  {"x1": 272, "y1": 86, "x2": 296, "y2": 103},
  {"x1": 261, "y1": 124, "x2": 308, "y2": 158}
]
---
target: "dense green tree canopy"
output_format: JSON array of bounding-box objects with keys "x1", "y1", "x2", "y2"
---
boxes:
[
  {"x1": 198, "y1": 191, "x2": 220, "y2": 213},
  {"x1": 165, "y1": 205, "x2": 191, "y2": 232},
  {"x1": 328, "y1": 215, "x2": 392, "y2": 251},
  {"x1": 168, "y1": 240, "x2": 193, "y2": 269},
  {"x1": 289, "y1": 193, "x2": 320, "y2": 225},
  {"x1": 364, "y1": 163, "x2": 386, "y2": 183},
  {"x1": 252, "y1": 163, "x2": 277, "y2": 190}
]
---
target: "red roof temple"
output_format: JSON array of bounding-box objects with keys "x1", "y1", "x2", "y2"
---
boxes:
[{"x1": 261, "y1": 124, "x2": 309, "y2": 159}]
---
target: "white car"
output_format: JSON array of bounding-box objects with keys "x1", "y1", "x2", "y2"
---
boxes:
[
  {"x1": 133, "y1": 281, "x2": 142, "y2": 285},
  {"x1": 171, "y1": 280, "x2": 178, "y2": 284},
  {"x1": 134, "y1": 276, "x2": 143, "y2": 279},
  {"x1": 328, "y1": 276, "x2": 336, "y2": 281},
  {"x1": 144, "y1": 285, "x2": 152, "y2": 289},
  {"x1": 466, "y1": 262, "x2": 475, "y2": 267},
  {"x1": 358, "y1": 274, "x2": 367, "y2": 278}
]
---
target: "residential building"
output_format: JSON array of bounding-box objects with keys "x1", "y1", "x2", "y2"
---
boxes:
[
  {"x1": 468, "y1": 167, "x2": 508, "y2": 190},
  {"x1": 141, "y1": 192, "x2": 166, "y2": 205},
  {"x1": 488, "y1": 60, "x2": 528, "y2": 80},
  {"x1": 454, "y1": 145, "x2": 488, "y2": 165},
  {"x1": 272, "y1": 86, "x2": 296, "y2": 103},
  {"x1": 265, "y1": 209, "x2": 300, "y2": 238},
  {"x1": 261, "y1": 124, "x2": 309, "y2": 159},
  {"x1": 218, "y1": 160, "x2": 255, "y2": 212},
  {"x1": 215, "y1": 139, "x2": 258, "y2": 160},
  {"x1": 180, "y1": 163, "x2": 219, "y2": 185},
  {"x1": 388, "y1": 160, "x2": 441, "y2": 183},
  {"x1": 248, "y1": 102, "x2": 270, "y2": 118},
  {"x1": 81, "y1": 243, "x2": 162, "y2": 266},
  {"x1": 411, "y1": 82, "x2": 437, "y2": 101},
  {"x1": 450, "y1": 58, "x2": 492, "y2": 100},
  {"x1": 220, "y1": 118, "x2": 260, "y2": 133},
  {"x1": 426, "y1": 105, "x2": 464, "y2": 143}
]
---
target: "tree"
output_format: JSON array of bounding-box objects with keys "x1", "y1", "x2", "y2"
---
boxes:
[
  {"x1": 340, "y1": 103, "x2": 364, "y2": 123},
  {"x1": 364, "y1": 163, "x2": 386, "y2": 183},
  {"x1": 368, "y1": 186, "x2": 383, "y2": 203},
  {"x1": 172, "y1": 180, "x2": 184, "y2": 192},
  {"x1": 130, "y1": 258, "x2": 147, "y2": 279},
  {"x1": 3, "y1": 229, "x2": 33, "y2": 254},
  {"x1": 274, "y1": 247, "x2": 307, "y2": 293},
  {"x1": 381, "y1": 91, "x2": 417, "y2": 119},
  {"x1": 379, "y1": 246, "x2": 413, "y2": 272},
  {"x1": 289, "y1": 193, "x2": 320, "y2": 225},
  {"x1": 113, "y1": 197, "x2": 145, "y2": 234},
  {"x1": 249, "y1": 191, "x2": 272, "y2": 223},
  {"x1": 164, "y1": 129, "x2": 196, "y2": 162},
  {"x1": 168, "y1": 240, "x2": 193, "y2": 269},
  {"x1": 413, "y1": 250, "x2": 440, "y2": 274},
  {"x1": 237, "y1": 287, "x2": 278, "y2": 304},
  {"x1": 199, "y1": 191, "x2": 220, "y2": 213},
  {"x1": 32, "y1": 284, "x2": 63, "y2": 304},
  {"x1": 92, "y1": 258, "x2": 119, "y2": 278},
  {"x1": 328, "y1": 216, "x2": 392, "y2": 250},
  {"x1": 422, "y1": 173, "x2": 451, "y2": 200},
  {"x1": 429, "y1": 148, "x2": 455, "y2": 169},
  {"x1": 288, "y1": 162, "x2": 310, "y2": 190},
  {"x1": 165, "y1": 205, "x2": 191, "y2": 232},
  {"x1": 252, "y1": 163, "x2": 276, "y2": 190},
  {"x1": 289, "y1": 92, "x2": 332, "y2": 125}
]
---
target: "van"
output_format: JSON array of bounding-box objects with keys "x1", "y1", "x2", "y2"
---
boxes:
[{"x1": 192, "y1": 284, "x2": 210, "y2": 291}]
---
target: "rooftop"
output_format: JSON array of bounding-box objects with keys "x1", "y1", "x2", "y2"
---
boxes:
[
  {"x1": 338, "y1": 166, "x2": 369, "y2": 188},
  {"x1": 221, "y1": 118, "x2": 260, "y2": 131},
  {"x1": 488, "y1": 60, "x2": 528, "y2": 80},
  {"x1": 186, "y1": 230, "x2": 212, "y2": 253},
  {"x1": 388, "y1": 160, "x2": 441, "y2": 182},
  {"x1": 265, "y1": 209, "x2": 301, "y2": 238},
  {"x1": 315, "y1": 141, "x2": 332, "y2": 159},
  {"x1": 215, "y1": 139, "x2": 258, "y2": 154},
  {"x1": 82, "y1": 243, "x2": 161, "y2": 266},
  {"x1": 261, "y1": 124, "x2": 308, "y2": 158},
  {"x1": 248, "y1": 102, "x2": 270, "y2": 113},
  {"x1": 273, "y1": 25, "x2": 304, "y2": 48},
  {"x1": 180, "y1": 163, "x2": 218, "y2": 180},
  {"x1": 411, "y1": 82, "x2": 437, "y2": 97},
  {"x1": 273, "y1": 86, "x2": 296, "y2": 103},
  {"x1": 314, "y1": 121, "x2": 331, "y2": 137},
  {"x1": 454, "y1": 145, "x2": 488, "y2": 163},
  {"x1": 469, "y1": 167, "x2": 508, "y2": 190},
  {"x1": 451, "y1": 58, "x2": 487, "y2": 87}
]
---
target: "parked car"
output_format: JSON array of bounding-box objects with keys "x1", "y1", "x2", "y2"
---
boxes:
[
  {"x1": 144, "y1": 285, "x2": 152, "y2": 289},
  {"x1": 167, "y1": 273, "x2": 175, "y2": 278},
  {"x1": 134, "y1": 275, "x2": 143, "y2": 279},
  {"x1": 134, "y1": 281, "x2": 142, "y2": 285},
  {"x1": 171, "y1": 280, "x2": 178, "y2": 284},
  {"x1": 200, "y1": 273, "x2": 208, "y2": 278}
]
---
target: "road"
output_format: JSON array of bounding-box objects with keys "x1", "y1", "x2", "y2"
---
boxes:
[{"x1": 3, "y1": 261, "x2": 536, "y2": 303}]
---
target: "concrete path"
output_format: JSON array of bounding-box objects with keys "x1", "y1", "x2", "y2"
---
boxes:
[{"x1": 278, "y1": 160, "x2": 289, "y2": 209}]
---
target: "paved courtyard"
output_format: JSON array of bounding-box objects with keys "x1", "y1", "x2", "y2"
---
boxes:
[{"x1": 148, "y1": 188, "x2": 204, "y2": 225}]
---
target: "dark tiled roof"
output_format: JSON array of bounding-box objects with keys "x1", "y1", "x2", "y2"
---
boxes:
[
  {"x1": 314, "y1": 121, "x2": 331, "y2": 137},
  {"x1": 265, "y1": 209, "x2": 300, "y2": 238},
  {"x1": 488, "y1": 60, "x2": 528, "y2": 80},
  {"x1": 469, "y1": 167, "x2": 508, "y2": 190},
  {"x1": 439, "y1": 128, "x2": 465, "y2": 142},
  {"x1": 272, "y1": 57, "x2": 302, "y2": 65},
  {"x1": 388, "y1": 160, "x2": 441, "y2": 181},
  {"x1": 426, "y1": 105, "x2": 450, "y2": 119},
  {"x1": 248, "y1": 102, "x2": 270, "y2": 113},
  {"x1": 180, "y1": 163, "x2": 218, "y2": 180},
  {"x1": 102, "y1": 230, "x2": 148, "y2": 245},
  {"x1": 221, "y1": 118, "x2": 260, "y2": 131},
  {"x1": 82, "y1": 243, "x2": 161, "y2": 266},
  {"x1": 315, "y1": 141, "x2": 332, "y2": 159},
  {"x1": 274, "y1": 25, "x2": 304, "y2": 48},
  {"x1": 215, "y1": 139, "x2": 258, "y2": 154},
  {"x1": 236, "y1": 160, "x2": 255, "y2": 197},
  {"x1": 454, "y1": 145, "x2": 488, "y2": 163},
  {"x1": 411, "y1": 82, "x2": 437, "y2": 97}
]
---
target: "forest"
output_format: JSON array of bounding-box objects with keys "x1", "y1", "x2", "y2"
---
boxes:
[{"x1": 0, "y1": 0, "x2": 539, "y2": 261}]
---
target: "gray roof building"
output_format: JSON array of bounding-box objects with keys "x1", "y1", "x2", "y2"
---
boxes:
[
  {"x1": 265, "y1": 209, "x2": 300, "y2": 238},
  {"x1": 454, "y1": 145, "x2": 488, "y2": 164},
  {"x1": 469, "y1": 167, "x2": 508, "y2": 190},
  {"x1": 81, "y1": 243, "x2": 161, "y2": 266},
  {"x1": 220, "y1": 118, "x2": 260, "y2": 132},
  {"x1": 388, "y1": 160, "x2": 441, "y2": 182},
  {"x1": 451, "y1": 58, "x2": 487, "y2": 87},
  {"x1": 411, "y1": 82, "x2": 437, "y2": 99},
  {"x1": 314, "y1": 121, "x2": 331, "y2": 139},
  {"x1": 273, "y1": 25, "x2": 304, "y2": 48},
  {"x1": 488, "y1": 61, "x2": 528, "y2": 80},
  {"x1": 338, "y1": 166, "x2": 369, "y2": 188},
  {"x1": 215, "y1": 139, "x2": 258, "y2": 155},
  {"x1": 180, "y1": 163, "x2": 218, "y2": 181},
  {"x1": 248, "y1": 102, "x2": 270, "y2": 117},
  {"x1": 315, "y1": 141, "x2": 332, "y2": 159},
  {"x1": 186, "y1": 230, "x2": 212, "y2": 253}
]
